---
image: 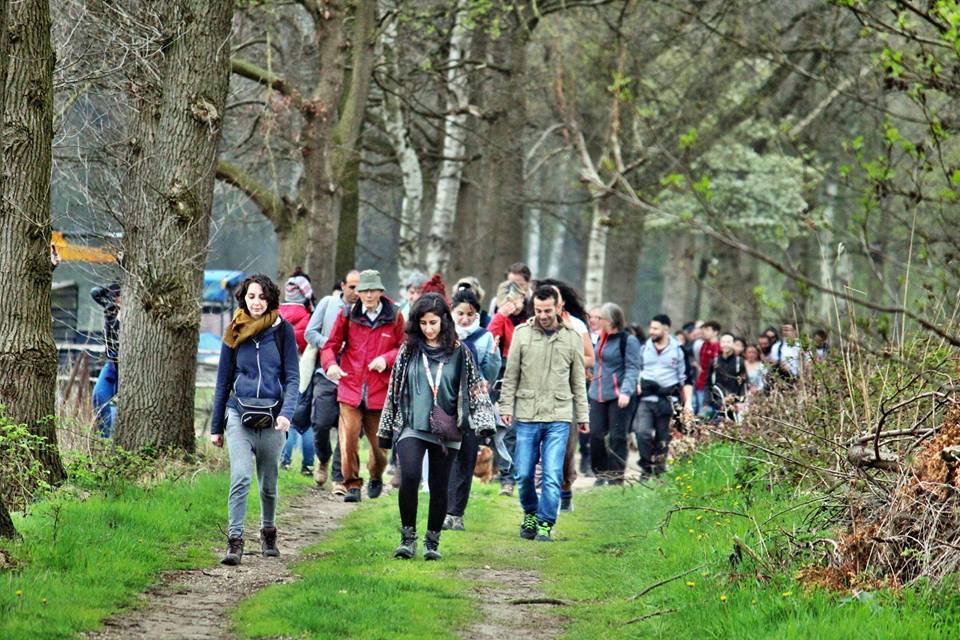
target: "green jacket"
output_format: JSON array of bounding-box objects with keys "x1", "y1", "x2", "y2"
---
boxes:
[{"x1": 498, "y1": 317, "x2": 590, "y2": 424}]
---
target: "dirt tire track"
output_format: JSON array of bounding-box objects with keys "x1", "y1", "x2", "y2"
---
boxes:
[
  {"x1": 461, "y1": 565, "x2": 566, "y2": 640},
  {"x1": 84, "y1": 487, "x2": 354, "y2": 640}
]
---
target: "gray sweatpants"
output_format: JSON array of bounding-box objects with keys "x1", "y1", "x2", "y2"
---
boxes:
[{"x1": 225, "y1": 408, "x2": 284, "y2": 538}]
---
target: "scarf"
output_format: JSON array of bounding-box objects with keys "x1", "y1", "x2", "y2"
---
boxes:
[
  {"x1": 455, "y1": 317, "x2": 481, "y2": 341},
  {"x1": 224, "y1": 308, "x2": 279, "y2": 348}
]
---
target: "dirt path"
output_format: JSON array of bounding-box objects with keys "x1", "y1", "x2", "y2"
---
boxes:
[
  {"x1": 460, "y1": 565, "x2": 567, "y2": 640},
  {"x1": 84, "y1": 487, "x2": 353, "y2": 640}
]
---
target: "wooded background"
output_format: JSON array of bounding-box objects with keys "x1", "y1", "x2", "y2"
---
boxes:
[{"x1": 1, "y1": 0, "x2": 958, "y2": 526}]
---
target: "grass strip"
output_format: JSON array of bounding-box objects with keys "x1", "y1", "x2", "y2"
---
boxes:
[{"x1": 0, "y1": 458, "x2": 313, "y2": 639}]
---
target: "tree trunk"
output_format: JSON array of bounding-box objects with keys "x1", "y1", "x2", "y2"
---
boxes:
[
  {"x1": 303, "y1": 0, "x2": 376, "y2": 290},
  {"x1": 0, "y1": 494, "x2": 14, "y2": 539},
  {"x1": 604, "y1": 209, "x2": 645, "y2": 316},
  {"x1": 474, "y1": 9, "x2": 527, "y2": 290},
  {"x1": 709, "y1": 239, "x2": 759, "y2": 336},
  {"x1": 0, "y1": 0, "x2": 13, "y2": 541},
  {"x1": 0, "y1": 0, "x2": 65, "y2": 485},
  {"x1": 376, "y1": 0, "x2": 425, "y2": 281},
  {"x1": 660, "y1": 231, "x2": 698, "y2": 325},
  {"x1": 425, "y1": 0, "x2": 472, "y2": 277},
  {"x1": 584, "y1": 199, "x2": 610, "y2": 309},
  {"x1": 335, "y1": 155, "x2": 360, "y2": 279},
  {"x1": 115, "y1": 0, "x2": 235, "y2": 451}
]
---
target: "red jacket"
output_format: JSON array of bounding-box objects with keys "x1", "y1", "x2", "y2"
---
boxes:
[
  {"x1": 696, "y1": 340, "x2": 721, "y2": 390},
  {"x1": 279, "y1": 303, "x2": 311, "y2": 354},
  {"x1": 319, "y1": 297, "x2": 405, "y2": 410},
  {"x1": 488, "y1": 313, "x2": 518, "y2": 358}
]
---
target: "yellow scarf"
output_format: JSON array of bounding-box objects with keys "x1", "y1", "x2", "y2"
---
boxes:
[{"x1": 224, "y1": 308, "x2": 279, "y2": 348}]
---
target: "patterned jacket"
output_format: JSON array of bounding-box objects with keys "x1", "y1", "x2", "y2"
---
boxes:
[{"x1": 378, "y1": 342, "x2": 497, "y2": 442}]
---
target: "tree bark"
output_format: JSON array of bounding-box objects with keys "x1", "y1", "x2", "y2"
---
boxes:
[
  {"x1": 425, "y1": 0, "x2": 472, "y2": 276},
  {"x1": 375, "y1": 0, "x2": 425, "y2": 282},
  {"x1": 0, "y1": 494, "x2": 14, "y2": 539},
  {"x1": 0, "y1": 0, "x2": 65, "y2": 485},
  {"x1": 114, "y1": 0, "x2": 235, "y2": 451},
  {"x1": 584, "y1": 199, "x2": 610, "y2": 309},
  {"x1": 660, "y1": 231, "x2": 699, "y2": 324},
  {"x1": 476, "y1": 11, "x2": 527, "y2": 287},
  {"x1": 0, "y1": 0, "x2": 13, "y2": 541},
  {"x1": 302, "y1": 0, "x2": 376, "y2": 290}
]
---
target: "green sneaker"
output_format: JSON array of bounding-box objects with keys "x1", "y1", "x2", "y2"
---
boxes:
[
  {"x1": 535, "y1": 521, "x2": 553, "y2": 542},
  {"x1": 520, "y1": 513, "x2": 538, "y2": 540}
]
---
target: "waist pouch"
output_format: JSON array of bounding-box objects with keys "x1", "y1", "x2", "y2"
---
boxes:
[
  {"x1": 235, "y1": 396, "x2": 280, "y2": 430},
  {"x1": 429, "y1": 405, "x2": 461, "y2": 443}
]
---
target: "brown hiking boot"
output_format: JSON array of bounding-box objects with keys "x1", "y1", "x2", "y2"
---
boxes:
[
  {"x1": 222, "y1": 536, "x2": 244, "y2": 566},
  {"x1": 261, "y1": 527, "x2": 280, "y2": 557},
  {"x1": 313, "y1": 463, "x2": 328, "y2": 487}
]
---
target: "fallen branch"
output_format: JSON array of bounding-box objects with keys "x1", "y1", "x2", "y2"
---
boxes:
[
  {"x1": 847, "y1": 444, "x2": 900, "y2": 471},
  {"x1": 509, "y1": 597, "x2": 569, "y2": 606},
  {"x1": 624, "y1": 608, "x2": 678, "y2": 625},
  {"x1": 628, "y1": 563, "x2": 707, "y2": 601}
]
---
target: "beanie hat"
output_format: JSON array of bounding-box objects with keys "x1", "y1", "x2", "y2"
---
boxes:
[
  {"x1": 284, "y1": 276, "x2": 313, "y2": 304},
  {"x1": 420, "y1": 273, "x2": 448, "y2": 302}
]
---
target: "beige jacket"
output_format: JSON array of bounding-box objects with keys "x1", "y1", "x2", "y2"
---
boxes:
[{"x1": 498, "y1": 317, "x2": 589, "y2": 424}]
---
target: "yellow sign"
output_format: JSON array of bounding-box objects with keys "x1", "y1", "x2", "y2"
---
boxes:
[{"x1": 51, "y1": 231, "x2": 116, "y2": 264}]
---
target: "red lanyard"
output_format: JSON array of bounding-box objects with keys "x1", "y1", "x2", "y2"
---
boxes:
[{"x1": 422, "y1": 354, "x2": 444, "y2": 404}]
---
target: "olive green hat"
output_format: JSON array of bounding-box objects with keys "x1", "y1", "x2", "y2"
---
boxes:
[{"x1": 356, "y1": 269, "x2": 385, "y2": 292}]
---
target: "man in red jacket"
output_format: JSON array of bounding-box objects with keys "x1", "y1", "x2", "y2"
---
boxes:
[{"x1": 321, "y1": 270, "x2": 405, "y2": 503}]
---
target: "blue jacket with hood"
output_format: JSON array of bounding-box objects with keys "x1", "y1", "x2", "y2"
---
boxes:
[{"x1": 211, "y1": 319, "x2": 300, "y2": 435}]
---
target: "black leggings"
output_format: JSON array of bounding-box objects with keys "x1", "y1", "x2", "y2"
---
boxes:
[
  {"x1": 446, "y1": 429, "x2": 480, "y2": 517},
  {"x1": 396, "y1": 437, "x2": 456, "y2": 531}
]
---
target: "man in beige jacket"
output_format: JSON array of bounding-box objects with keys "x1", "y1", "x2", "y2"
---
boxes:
[{"x1": 499, "y1": 286, "x2": 589, "y2": 542}]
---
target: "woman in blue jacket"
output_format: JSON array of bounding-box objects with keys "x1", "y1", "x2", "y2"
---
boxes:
[
  {"x1": 210, "y1": 274, "x2": 300, "y2": 566},
  {"x1": 443, "y1": 288, "x2": 501, "y2": 531},
  {"x1": 588, "y1": 302, "x2": 641, "y2": 484}
]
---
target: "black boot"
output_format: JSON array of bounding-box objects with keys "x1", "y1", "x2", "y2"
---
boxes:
[
  {"x1": 261, "y1": 526, "x2": 280, "y2": 557},
  {"x1": 394, "y1": 526, "x2": 417, "y2": 559},
  {"x1": 423, "y1": 530, "x2": 442, "y2": 561},
  {"x1": 222, "y1": 536, "x2": 244, "y2": 566}
]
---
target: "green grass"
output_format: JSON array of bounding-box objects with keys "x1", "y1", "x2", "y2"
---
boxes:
[
  {"x1": 534, "y1": 445, "x2": 960, "y2": 639},
  {"x1": 233, "y1": 445, "x2": 960, "y2": 639},
  {"x1": 0, "y1": 453, "x2": 314, "y2": 639},
  {"x1": 232, "y1": 481, "x2": 535, "y2": 639}
]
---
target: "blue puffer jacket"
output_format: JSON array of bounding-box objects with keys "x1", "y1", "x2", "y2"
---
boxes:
[{"x1": 211, "y1": 319, "x2": 300, "y2": 435}]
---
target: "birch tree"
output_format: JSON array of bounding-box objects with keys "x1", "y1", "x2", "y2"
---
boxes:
[
  {"x1": 425, "y1": 0, "x2": 472, "y2": 276},
  {"x1": 374, "y1": 0, "x2": 424, "y2": 282},
  {"x1": 0, "y1": 0, "x2": 65, "y2": 484}
]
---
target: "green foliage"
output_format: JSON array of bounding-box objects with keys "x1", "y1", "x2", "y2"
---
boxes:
[
  {"x1": 0, "y1": 408, "x2": 55, "y2": 511},
  {"x1": 653, "y1": 141, "x2": 809, "y2": 243}
]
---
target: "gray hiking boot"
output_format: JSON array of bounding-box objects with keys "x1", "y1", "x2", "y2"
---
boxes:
[
  {"x1": 423, "y1": 530, "x2": 442, "y2": 560},
  {"x1": 394, "y1": 526, "x2": 417, "y2": 559},
  {"x1": 261, "y1": 526, "x2": 280, "y2": 557},
  {"x1": 222, "y1": 536, "x2": 244, "y2": 566},
  {"x1": 442, "y1": 515, "x2": 465, "y2": 531}
]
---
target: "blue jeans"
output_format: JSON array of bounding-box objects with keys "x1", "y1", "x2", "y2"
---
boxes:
[
  {"x1": 92, "y1": 360, "x2": 118, "y2": 438},
  {"x1": 281, "y1": 427, "x2": 316, "y2": 469},
  {"x1": 514, "y1": 421, "x2": 568, "y2": 526},
  {"x1": 693, "y1": 388, "x2": 706, "y2": 415}
]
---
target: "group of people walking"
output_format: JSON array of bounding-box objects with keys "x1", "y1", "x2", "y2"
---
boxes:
[{"x1": 204, "y1": 262, "x2": 825, "y2": 564}]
